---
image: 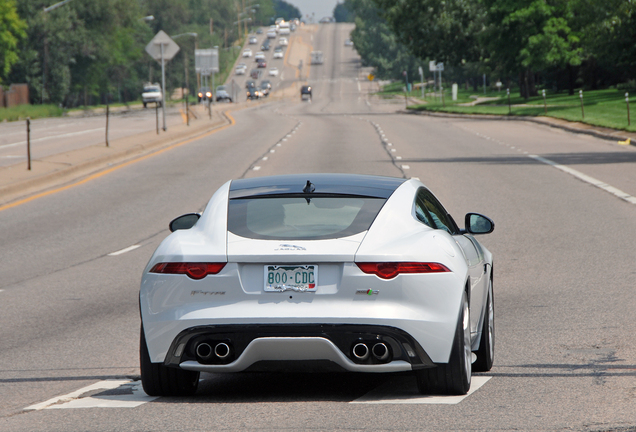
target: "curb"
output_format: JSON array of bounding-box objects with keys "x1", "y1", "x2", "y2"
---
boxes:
[{"x1": 401, "y1": 109, "x2": 635, "y2": 146}]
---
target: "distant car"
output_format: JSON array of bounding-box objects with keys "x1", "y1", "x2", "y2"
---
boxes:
[
  {"x1": 267, "y1": 30, "x2": 277, "y2": 39},
  {"x1": 235, "y1": 63, "x2": 247, "y2": 75},
  {"x1": 257, "y1": 59, "x2": 267, "y2": 68},
  {"x1": 242, "y1": 48, "x2": 252, "y2": 57},
  {"x1": 245, "y1": 80, "x2": 256, "y2": 89},
  {"x1": 319, "y1": 17, "x2": 335, "y2": 23},
  {"x1": 139, "y1": 173, "x2": 496, "y2": 397},
  {"x1": 345, "y1": 39, "x2": 354, "y2": 47},
  {"x1": 278, "y1": 37, "x2": 288, "y2": 46},
  {"x1": 216, "y1": 85, "x2": 232, "y2": 102},
  {"x1": 268, "y1": 67, "x2": 279, "y2": 77},
  {"x1": 300, "y1": 85, "x2": 312, "y2": 100},
  {"x1": 198, "y1": 86, "x2": 212, "y2": 103},
  {"x1": 259, "y1": 81, "x2": 271, "y2": 97},
  {"x1": 246, "y1": 86, "x2": 262, "y2": 100},
  {"x1": 250, "y1": 69, "x2": 261, "y2": 79},
  {"x1": 273, "y1": 47, "x2": 284, "y2": 59},
  {"x1": 254, "y1": 51, "x2": 265, "y2": 62},
  {"x1": 256, "y1": 28, "x2": 263, "y2": 34},
  {"x1": 261, "y1": 40, "x2": 271, "y2": 51},
  {"x1": 249, "y1": 36, "x2": 258, "y2": 44},
  {"x1": 142, "y1": 83, "x2": 162, "y2": 108}
]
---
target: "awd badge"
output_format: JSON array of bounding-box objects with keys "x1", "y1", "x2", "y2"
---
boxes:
[{"x1": 356, "y1": 289, "x2": 379, "y2": 296}]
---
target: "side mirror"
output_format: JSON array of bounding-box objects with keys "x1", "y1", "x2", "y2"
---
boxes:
[
  {"x1": 169, "y1": 213, "x2": 201, "y2": 232},
  {"x1": 465, "y1": 213, "x2": 494, "y2": 235}
]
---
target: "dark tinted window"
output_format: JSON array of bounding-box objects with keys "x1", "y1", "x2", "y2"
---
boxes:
[
  {"x1": 414, "y1": 188, "x2": 456, "y2": 234},
  {"x1": 228, "y1": 196, "x2": 385, "y2": 240}
]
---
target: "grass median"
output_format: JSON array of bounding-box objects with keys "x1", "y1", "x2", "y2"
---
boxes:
[{"x1": 381, "y1": 82, "x2": 636, "y2": 132}]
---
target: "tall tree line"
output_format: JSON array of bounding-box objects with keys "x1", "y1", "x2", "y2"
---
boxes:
[
  {"x1": 338, "y1": 0, "x2": 635, "y2": 97},
  {"x1": 1, "y1": 0, "x2": 300, "y2": 106}
]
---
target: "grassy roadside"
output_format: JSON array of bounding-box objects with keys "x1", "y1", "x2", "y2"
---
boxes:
[
  {"x1": 0, "y1": 105, "x2": 64, "y2": 122},
  {"x1": 380, "y1": 83, "x2": 636, "y2": 132}
]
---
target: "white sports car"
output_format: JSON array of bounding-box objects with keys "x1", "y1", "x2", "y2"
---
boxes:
[{"x1": 139, "y1": 174, "x2": 495, "y2": 396}]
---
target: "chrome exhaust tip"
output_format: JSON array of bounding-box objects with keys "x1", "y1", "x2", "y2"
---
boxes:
[
  {"x1": 352, "y1": 343, "x2": 370, "y2": 361},
  {"x1": 214, "y1": 342, "x2": 231, "y2": 359},
  {"x1": 195, "y1": 342, "x2": 213, "y2": 360},
  {"x1": 372, "y1": 342, "x2": 390, "y2": 362}
]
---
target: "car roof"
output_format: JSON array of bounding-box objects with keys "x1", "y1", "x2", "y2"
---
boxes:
[{"x1": 229, "y1": 174, "x2": 406, "y2": 199}]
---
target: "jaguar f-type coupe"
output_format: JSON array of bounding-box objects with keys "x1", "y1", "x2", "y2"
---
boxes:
[{"x1": 140, "y1": 174, "x2": 495, "y2": 396}]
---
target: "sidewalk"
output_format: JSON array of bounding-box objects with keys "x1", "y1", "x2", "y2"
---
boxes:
[{"x1": 0, "y1": 104, "x2": 232, "y2": 208}]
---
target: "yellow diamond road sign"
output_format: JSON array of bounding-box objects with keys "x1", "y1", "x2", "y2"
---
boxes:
[{"x1": 368, "y1": 74, "x2": 375, "y2": 81}]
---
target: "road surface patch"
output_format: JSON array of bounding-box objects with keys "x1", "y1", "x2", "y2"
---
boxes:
[{"x1": 351, "y1": 376, "x2": 491, "y2": 405}]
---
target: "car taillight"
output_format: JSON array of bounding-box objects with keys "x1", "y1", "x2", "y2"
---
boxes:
[
  {"x1": 149, "y1": 263, "x2": 226, "y2": 280},
  {"x1": 355, "y1": 262, "x2": 450, "y2": 279}
]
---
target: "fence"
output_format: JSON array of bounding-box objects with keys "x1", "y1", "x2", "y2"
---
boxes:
[{"x1": 1, "y1": 84, "x2": 29, "y2": 108}]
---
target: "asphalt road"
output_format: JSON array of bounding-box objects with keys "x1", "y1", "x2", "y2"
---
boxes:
[{"x1": 1, "y1": 23, "x2": 636, "y2": 431}]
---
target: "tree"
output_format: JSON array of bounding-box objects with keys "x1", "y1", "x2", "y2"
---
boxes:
[
  {"x1": 346, "y1": 0, "x2": 421, "y2": 81},
  {"x1": 0, "y1": 0, "x2": 26, "y2": 83},
  {"x1": 373, "y1": 0, "x2": 485, "y2": 66},
  {"x1": 334, "y1": 2, "x2": 354, "y2": 22}
]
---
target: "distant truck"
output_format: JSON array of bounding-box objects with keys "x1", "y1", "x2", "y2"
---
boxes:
[
  {"x1": 310, "y1": 51, "x2": 323, "y2": 65},
  {"x1": 142, "y1": 83, "x2": 162, "y2": 108},
  {"x1": 279, "y1": 21, "x2": 290, "y2": 35}
]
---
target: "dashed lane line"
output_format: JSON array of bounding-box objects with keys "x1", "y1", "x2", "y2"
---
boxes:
[{"x1": 107, "y1": 245, "x2": 141, "y2": 256}]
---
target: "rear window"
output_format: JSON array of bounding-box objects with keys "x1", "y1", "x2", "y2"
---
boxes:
[{"x1": 228, "y1": 196, "x2": 385, "y2": 240}]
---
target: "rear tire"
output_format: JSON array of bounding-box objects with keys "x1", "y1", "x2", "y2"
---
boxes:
[
  {"x1": 473, "y1": 279, "x2": 495, "y2": 372},
  {"x1": 140, "y1": 327, "x2": 199, "y2": 396},
  {"x1": 416, "y1": 291, "x2": 471, "y2": 395}
]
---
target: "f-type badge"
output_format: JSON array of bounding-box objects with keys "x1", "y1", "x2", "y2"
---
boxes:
[{"x1": 356, "y1": 289, "x2": 379, "y2": 296}]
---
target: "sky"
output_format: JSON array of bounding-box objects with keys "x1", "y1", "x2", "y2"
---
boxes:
[{"x1": 285, "y1": 0, "x2": 340, "y2": 21}]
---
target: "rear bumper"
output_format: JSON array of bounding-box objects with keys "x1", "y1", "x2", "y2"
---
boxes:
[{"x1": 163, "y1": 324, "x2": 434, "y2": 373}]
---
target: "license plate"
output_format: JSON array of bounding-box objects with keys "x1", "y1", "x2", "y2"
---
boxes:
[{"x1": 264, "y1": 265, "x2": 317, "y2": 292}]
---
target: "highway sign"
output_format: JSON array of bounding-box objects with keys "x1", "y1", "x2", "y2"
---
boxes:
[
  {"x1": 195, "y1": 48, "x2": 219, "y2": 76},
  {"x1": 367, "y1": 74, "x2": 375, "y2": 81},
  {"x1": 145, "y1": 31, "x2": 180, "y2": 62}
]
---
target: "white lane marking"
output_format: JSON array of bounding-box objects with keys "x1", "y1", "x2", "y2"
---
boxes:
[
  {"x1": 107, "y1": 245, "x2": 141, "y2": 256},
  {"x1": 25, "y1": 380, "x2": 157, "y2": 410},
  {"x1": 401, "y1": 165, "x2": 410, "y2": 170},
  {"x1": 529, "y1": 155, "x2": 636, "y2": 205},
  {"x1": 253, "y1": 166, "x2": 261, "y2": 171},
  {"x1": 396, "y1": 156, "x2": 402, "y2": 160},
  {"x1": 357, "y1": 81, "x2": 361, "y2": 92},
  {"x1": 1, "y1": 155, "x2": 23, "y2": 158},
  {"x1": 269, "y1": 149, "x2": 275, "y2": 153},
  {"x1": 351, "y1": 376, "x2": 491, "y2": 405},
  {"x1": 0, "y1": 289, "x2": 4, "y2": 293},
  {"x1": 0, "y1": 128, "x2": 105, "y2": 150},
  {"x1": 391, "y1": 149, "x2": 396, "y2": 153},
  {"x1": 262, "y1": 156, "x2": 268, "y2": 161}
]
